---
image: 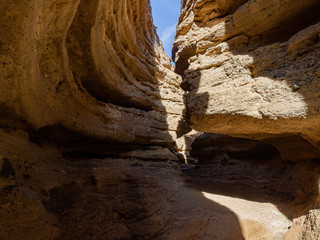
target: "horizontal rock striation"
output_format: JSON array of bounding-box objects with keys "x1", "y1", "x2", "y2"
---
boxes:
[
  {"x1": 174, "y1": 2, "x2": 320, "y2": 235},
  {"x1": 0, "y1": 1, "x2": 188, "y2": 238},
  {"x1": 173, "y1": 0, "x2": 320, "y2": 150},
  {"x1": 0, "y1": 0, "x2": 184, "y2": 154}
]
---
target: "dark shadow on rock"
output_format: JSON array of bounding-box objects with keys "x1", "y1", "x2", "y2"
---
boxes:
[
  {"x1": 173, "y1": 0, "x2": 320, "y2": 147},
  {"x1": 18, "y1": 0, "x2": 189, "y2": 161},
  {"x1": 172, "y1": 0, "x2": 320, "y2": 219},
  {"x1": 186, "y1": 132, "x2": 320, "y2": 219},
  {"x1": 42, "y1": 158, "x2": 245, "y2": 240}
]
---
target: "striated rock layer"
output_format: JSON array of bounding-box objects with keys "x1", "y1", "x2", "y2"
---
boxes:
[
  {"x1": 0, "y1": 1, "x2": 189, "y2": 239},
  {"x1": 173, "y1": 0, "x2": 320, "y2": 150},
  {"x1": 173, "y1": 1, "x2": 320, "y2": 237},
  {"x1": 1, "y1": 0, "x2": 320, "y2": 239},
  {"x1": 0, "y1": 0, "x2": 184, "y2": 157}
]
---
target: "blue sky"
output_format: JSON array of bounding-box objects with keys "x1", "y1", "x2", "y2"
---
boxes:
[{"x1": 150, "y1": 0, "x2": 181, "y2": 58}]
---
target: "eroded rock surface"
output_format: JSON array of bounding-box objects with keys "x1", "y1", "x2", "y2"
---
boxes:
[
  {"x1": 190, "y1": 133, "x2": 320, "y2": 216},
  {"x1": 0, "y1": 128, "x2": 296, "y2": 240},
  {"x1": 0, "y1": 0, "x2": 184, "y2": 156},
  {"x1": 1, "y1": 0, "x2": 320, "y2": 239},
  {"x1": 174, "y1": 0, "x2": 320, "y2": 149},
  {"x1": 283, "y1": 209, "x2": 320, "y2": 240},
  {"x1": 173, "y1": 2, "x2": 320, "y2": 238}
]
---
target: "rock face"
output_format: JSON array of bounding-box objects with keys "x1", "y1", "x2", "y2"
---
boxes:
[
  {"x1": 190, "y1": 133, "x2": 320, "y2": 215},
  {"x1": 283, "y1": 209, "x2": 320, "y2": 240},
  {"x1": 1, "y1": 0, "x2": 320, "y2": 239},
  {"x1": 173, "y1": 3, "x2": 320, "y2": 238},
  {"x1": 0, "y1": 0, "x2": 184, "y2": 155},
  {"x1": 173, "y1": 0, "x2": 320, "y2": 149}
]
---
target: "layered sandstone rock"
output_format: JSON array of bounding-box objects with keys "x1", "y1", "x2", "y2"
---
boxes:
[
  {"x1": 173, "y1": 3, "x2": 320, "y2": 237},
  {"x1": 1, "y1": 0, "x2": 320, "y2": 239},
  {"x1": 0, "y1": 1, "x2": 189, "y2": 238},
  {"x1": 173, "y1": 0, "x2": 320, "y2": 150},
  {"x1": 0, "y1": 0, "x2": 184, "y2": 156}
]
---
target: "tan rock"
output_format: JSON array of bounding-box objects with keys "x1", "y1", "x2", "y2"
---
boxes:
[
  {"x1": 175, "y1": 130, "x2": 203, "y2": 162},
  {"x1": 174, "y1": 0, "x2": 320, "y2": 150},
  {"x1": 283, "y1": 209, "x2": 320, "y2": 240},
  {"x1": 0, "y1": 0, "x2": 184, "y2": 148}
]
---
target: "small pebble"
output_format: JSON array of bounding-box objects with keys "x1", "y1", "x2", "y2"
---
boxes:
[{"x1": 293, "y1": 82, "x2": 301, "y2": 90}]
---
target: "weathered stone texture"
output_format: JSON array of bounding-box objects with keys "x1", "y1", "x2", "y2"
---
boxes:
[
  {"x1": 283, "y1": 209, "x2": 320, "y2": 240},
  {"x1": 174, "y1": 0, "x2": 320, "y2": 149},
  {"x1": 0, "y1": 0, "x2": 184, "y2": 147}
]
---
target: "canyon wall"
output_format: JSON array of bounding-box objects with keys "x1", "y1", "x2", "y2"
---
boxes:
[
  {"x1": 1, "y1": 0, "x2": 320, "y2": 239},
  {"x1": 0, "y1": 1, "x2": 189, "y2": 238},
  {"x1": 172, "y1": 1, "x2": 320, "y2": 237},
  {"x1": 173, "y1": 0, "x2": 320, "y2": 153},
  {"x1": 0, "y1": 0, "x2": 185, "y2": 158}
]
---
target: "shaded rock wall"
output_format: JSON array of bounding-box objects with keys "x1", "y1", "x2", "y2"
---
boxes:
[
  {"x1": 0, "y1": 1, "x2": 190, "y2": 239},
  {"x1": 1, "y1": 0, "x2": 320, "y2": 239},
  {"x1": 174, "y1": 0, "x2": 320, "y2": 150},
  {"x1": 0, "y1": 0, "x2": 184, "y2": 154},
  {"x1": 0, "y1": 128, "x2": 249, "y2": 240},
  {"x1": 190, "y1": 133, "x2": 320, "y2": 214},
  {"x1": 173, "y1": 1, "x2": 320, "y2": 237}
]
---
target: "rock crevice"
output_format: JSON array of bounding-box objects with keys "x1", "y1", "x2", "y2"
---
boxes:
[{"x1": 1, "y1": 0, "x2": 320, "y2": 239}]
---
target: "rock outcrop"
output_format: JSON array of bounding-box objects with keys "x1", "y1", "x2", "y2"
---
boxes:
[
  {"x1": 283, "y1": 209, "x2": 320, "y2": 240},
  {"x1": 0, "y1": 0, "x2": 184, "y2": 157},
  {"x1": 173, "y1": 0, "x2": 320, "y2": 150}
]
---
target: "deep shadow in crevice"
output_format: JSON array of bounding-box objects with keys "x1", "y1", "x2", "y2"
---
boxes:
[
  {"x1": 191, "y1": 132, "x2": 281, "y2": 163},
  {"x1": 187, "y1": 132, "x2": 320, "y2": 218},
  {"x1": 29, "y1": 124, "x2": 178, "y2": 160},
  {"x1": 173, "y1": 44, "x2": 196, "y2": 76}
]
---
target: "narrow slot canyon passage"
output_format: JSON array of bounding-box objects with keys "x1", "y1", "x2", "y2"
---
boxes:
[
  {"x1": 152, "y1": 0, "x2": 320, "y2": 237},
  {"x1": 1, "y1": 0, "x2": 320, "y2": 240}
]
